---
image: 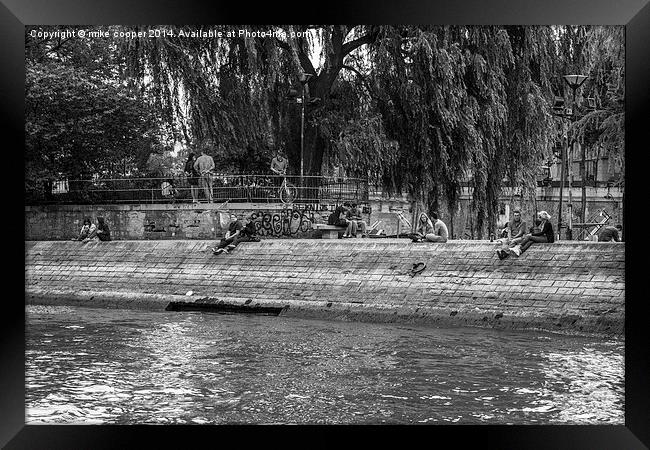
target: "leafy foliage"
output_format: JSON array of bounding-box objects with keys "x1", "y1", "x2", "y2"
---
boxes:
[{"x1": 25, "y1": 61, "x2": 164, "y2": 198}]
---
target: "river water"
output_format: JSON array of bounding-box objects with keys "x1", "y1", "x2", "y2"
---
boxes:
[{"x1": 25, "y1": 305, "x2": 624, "y2": 425}]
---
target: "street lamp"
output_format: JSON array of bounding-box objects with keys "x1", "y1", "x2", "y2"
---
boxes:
[
  {"x1": 562, "y1": 74, "x2": 588, "y2": 240},
  {"x1": 298, "y1": 73, "x2": 313, "y2": 185}
]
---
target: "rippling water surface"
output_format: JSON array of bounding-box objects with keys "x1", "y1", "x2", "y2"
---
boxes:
[{"x1": 25, "y1": 305, "x2": 624, "y2": 424}]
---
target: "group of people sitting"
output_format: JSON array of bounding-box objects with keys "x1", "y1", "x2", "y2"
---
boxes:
[
  {"x1": 328, "y1": 202, "x2": 368, "y2": 238},
  {"x1": 73, "y1": 217, "x2": 111, "y2": 242},
  {"x1": 495, "y1": 209, "x2": 554, "y2": 259},
  {"x1": 411, "y1": 212, "x2": 449, "y2": 243},
  {"x1": 211, "y1": 213, "x2": 259, "y2": 255}
]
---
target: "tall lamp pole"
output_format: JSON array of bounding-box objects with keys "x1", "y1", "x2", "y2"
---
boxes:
[
  {"x1": 562, "y1": 74, "x2": 588, "y2": 241},
  {"x1": 298, "y1": 73, "x2": 313, "y2": 186}
]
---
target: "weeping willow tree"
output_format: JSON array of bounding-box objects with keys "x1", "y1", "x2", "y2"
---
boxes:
[
  {"x1": 369, "y1": 26, "x2": 557, "y2": 237},
  {"x1": 118, "y1": 25, "x2": 382, "y2": 174}
]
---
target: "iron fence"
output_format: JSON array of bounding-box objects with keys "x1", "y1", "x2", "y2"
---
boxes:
[{"x1": 26, "y1": 174, "x2": 369, "y2": 205}]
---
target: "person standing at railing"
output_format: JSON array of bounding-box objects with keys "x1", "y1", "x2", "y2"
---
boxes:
[
  {"x1": 193, "y1": 148, "x2": 215, "y2": 203},
  {"x1": 270, "y1": 149, "x2": 288, "y2": 186},
  {"x1": 184, "y1": 152, "x2": 200, "y2": 203}
]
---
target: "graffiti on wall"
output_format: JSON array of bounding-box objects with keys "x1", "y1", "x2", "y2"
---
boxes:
[{"x1": 249, "y1": 208, "x2": 315, "y2": 237}]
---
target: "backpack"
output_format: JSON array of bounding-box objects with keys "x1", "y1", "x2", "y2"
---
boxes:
[{"x1": 327, "y1": 209, "x2": 339, "y2": 225}]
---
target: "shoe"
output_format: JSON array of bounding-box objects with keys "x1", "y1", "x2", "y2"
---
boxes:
[
  {"x1": 212, "y1": 248, "x2": 223, "y2": 254},
  {"x1": 509, "y1": 246, "x2": 521, "y2": 257},
  {"x1": 496, "y1": 249, "x2": 507, "y2": 260},
  {"x1": 222, "y1": 248, "x2": 229, "y2": 254}
]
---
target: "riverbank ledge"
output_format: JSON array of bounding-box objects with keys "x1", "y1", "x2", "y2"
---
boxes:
[{"x1": 25, "y1": 239, "x2": 624, "y2": 336}]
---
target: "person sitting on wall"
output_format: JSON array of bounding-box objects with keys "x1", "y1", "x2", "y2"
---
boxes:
[
  {"x1": 212, "y1": 213, "x2": 259, "y2": 254},
  {"x1": 332, "y1": 202, "x2": 353, "y2": 238},
  {"x1": 212, "y1": 213, "x2": 243, "y2": 254},
  {"x1": 240, "y1": 215, "x2": 260, "y2": 242},
  {"x1": 346, "y1": 202, "x2": 368, "y2": 238},
  {"x1": 411, "y1": 212, "x2": 435, "y2": 242},
  {"x1": 598, "y1": 224, "x2": 622, "y2": 242},
  {"x1": 423, "y1": 212, "x2": 448, "y2": 243},
  {"x1": 496, "y1": 209, "x2": 527, "y2": 259},
  {"x1": 341, "y1": 203, "x2": 358, "y2": 238},
  {"x1": 529, "y1": 218, "x2": 542, "y2": 234},
  {"x1": 328, "y1": 204, "x2": 348, "y2": 226},
  {"x1": 96, "y1": 217, "x2": 111, "y2": 241},
  {"x1": 507, "y1": 211, "x2": 554, "y2": 257},
  {"x1": 73, "y1": 218, "x2": 97, "y2": 241}
]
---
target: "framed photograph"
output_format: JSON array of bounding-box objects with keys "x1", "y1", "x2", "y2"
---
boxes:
[{"x1": 7, "y1": 0, "x2": 648, "y2": 447}]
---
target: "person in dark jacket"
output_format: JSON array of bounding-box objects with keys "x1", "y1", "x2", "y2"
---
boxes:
[
  {"x1": 184, "y1": 152, "x2": 200, "y2": 203},
  {"x1": 509, "y1": 211, "x2": 554, "y2": 256},
  {"x1": 96, "y1": 217, "x2": 111, "y2": 241},
  {"x1": 211, "y1": 213, "x2": 258, "y2": 254},
  {"x1": 329, "y1": 203, "x2": 352, "y2": 227}
]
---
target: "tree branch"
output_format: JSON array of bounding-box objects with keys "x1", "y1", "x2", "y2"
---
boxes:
[
  {"x1": 341, "y1": 27, "x2": 379, "y2": 56},
  {"x1": 342, "y1": 64, "x2": 372, "y2": 93}
]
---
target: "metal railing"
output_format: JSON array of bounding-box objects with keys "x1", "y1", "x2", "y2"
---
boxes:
[{"x1": 26, "y1": 174, "x2": 369, "y2": 205}]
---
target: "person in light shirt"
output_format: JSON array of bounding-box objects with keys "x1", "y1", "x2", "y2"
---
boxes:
[{"x1": 193, "y1": 147, "x2": 215, "y2": 202}]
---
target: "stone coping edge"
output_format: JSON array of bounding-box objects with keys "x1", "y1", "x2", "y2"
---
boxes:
[{"x1": 25, "y1": 288, "x2": 623, "y2": 338}]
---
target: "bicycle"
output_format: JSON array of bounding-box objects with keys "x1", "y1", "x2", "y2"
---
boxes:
[{"x1": 278, "y1": 175, "x2": 298, "y2": 204}]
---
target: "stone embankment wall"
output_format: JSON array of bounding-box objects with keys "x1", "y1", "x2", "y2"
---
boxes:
[{"x1": 25, "y1": 240, "x2": 624, "y2": 336}]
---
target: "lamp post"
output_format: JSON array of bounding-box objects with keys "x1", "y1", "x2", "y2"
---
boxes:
[
  {"x1": 562, "y1": 74, "x2": 588, "y2": 240},
  {"x1": 298, "y1": 73, "x2": 313, "y2": 186}
]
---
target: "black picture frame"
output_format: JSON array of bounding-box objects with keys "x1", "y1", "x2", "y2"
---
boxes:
[{"x1": 7, "y1": 0, "x2": 648, "y2": 448}]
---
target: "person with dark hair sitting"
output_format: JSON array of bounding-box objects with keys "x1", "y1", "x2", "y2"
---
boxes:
[
  {"x1": 424, "y1": 212, "x2": 448, "y2": 243},
  {"x1": 212, "y1": 213, "x2": 258, "y2": 254},
  {"x1": 598, "y1": 224, "x2": 622, "y2": 242},
  {"x1": 411, "y1": 212, "x2": 434, "y2": 242},
  {"x1": 337, "y1": 203, "x2": 356, "y2": 238},
  {"x1": 496, "y1": 209, "x2": 526, "y2": 259},
  {"x1": 74, "y1": 218, "x2": 97, "y2": 241},
  {"x1": 328, "y1": 204, "x2": 348, "y2": 226},
  {"x1": 96, "y1": 217, "x2": 111, "y2": 241}
]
